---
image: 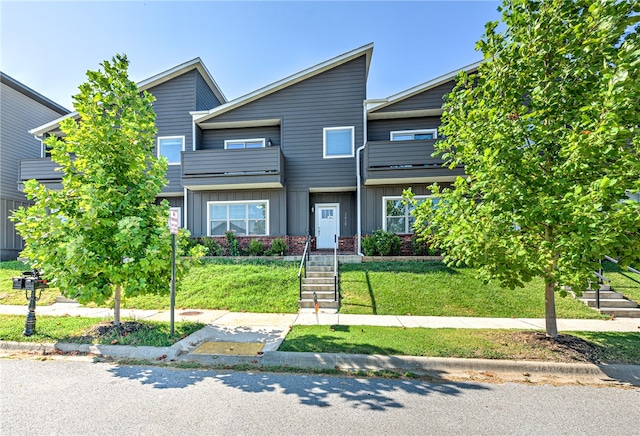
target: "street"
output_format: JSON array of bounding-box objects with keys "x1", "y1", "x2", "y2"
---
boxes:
[{"x1": 1, "y1": 359, "x2": 638, "y2": 435}]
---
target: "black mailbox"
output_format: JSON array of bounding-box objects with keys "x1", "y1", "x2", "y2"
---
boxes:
[
  {"x1": 24, "y1": 277, "x2": 48, "y2": 291},
  {"x1": 12, "y1": 277, "x2": 24, "y2": 290}
]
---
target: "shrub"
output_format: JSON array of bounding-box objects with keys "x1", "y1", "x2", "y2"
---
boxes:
[
  {"x1": 361, "y1": 234, "x2": 377, "y2": 256},
  {"x1": 362, "y1": 229, "x2": 402, "y2": 256},
  {"x1": 411, "y1": 235, "x2": 437, "y2": 256},
  {"x1": 200, "y1": 238, "x2": 224, "y2": 256},
  {"x1": 248, "y1": 239, "x2": 265, "y2": 256},
  {"x1": 225, "y1": 231, "x2": 240, "y2": 256},
  {"x1": 270, "y1": 238, "x2": 287, "y2": 256}
]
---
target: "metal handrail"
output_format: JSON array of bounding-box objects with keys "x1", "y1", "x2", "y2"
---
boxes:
[
  {"x1": 333, "y1": 234, "x2": 338, "y2": 301},
  {"x1": 604, "y1": 255, "x2": 640, "y2": 275},
  {"x1": 298, "y1": 234, "x2": 310, "y2": 299}
]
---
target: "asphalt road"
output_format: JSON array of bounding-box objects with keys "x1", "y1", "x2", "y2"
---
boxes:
[{"x1": 1, "y1": 359, "x2": 638, "y2": 435}]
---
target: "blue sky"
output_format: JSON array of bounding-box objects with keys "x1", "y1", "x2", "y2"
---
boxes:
[{"x1": 1, "y1": 1, "x2": 501, "y2": 110}]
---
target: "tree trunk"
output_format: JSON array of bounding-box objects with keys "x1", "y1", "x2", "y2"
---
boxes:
[
  {"x1": 544, "y1": 282, "x2": 558, "y2": 338},
  {"x1": 114, "y1": 285, "x2": 121, "y2": 327}
]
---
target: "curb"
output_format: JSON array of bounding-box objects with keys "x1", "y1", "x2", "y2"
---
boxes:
[{"x1": 2, "y1": 340, "x2": 638, "y2": 385}]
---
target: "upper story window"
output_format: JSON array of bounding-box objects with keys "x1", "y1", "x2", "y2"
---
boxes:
[
  {"x1": 323, "y1": 126, "x2": 354, "y2": 158},
  {"x1": 390, "y1": 129, "x2": 438, "y2": 141},
  {"x1": 224, "y1": 138, "x2": 265, "y2": 149},
  {"x1": 157, "y1": 136, "x2": 184, "y2": 165},
  {"x1": 383, "y1": 195, "x2": 439, "y2": 234}
]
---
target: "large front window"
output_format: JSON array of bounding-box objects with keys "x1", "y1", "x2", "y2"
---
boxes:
[
  {"x1": 323, "y1": 126, "x2": 354, "y2": 158},
  {"x1": 208, "y1": 201, "x2": 268, "y2": 236},
  {"x1": 383, "y1": 196, "x2": 437, "y2": 234},
  {"x1": 157, "y1": 136, "x2": 184, "y2": 164}
]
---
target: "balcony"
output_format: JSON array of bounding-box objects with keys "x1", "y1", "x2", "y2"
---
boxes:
[
  {"x1": 363, "y1": 139, "x2": 464, "y2": 185},
  {"x1": 182, "y1": 146, "x2": 285, "y2": 190},
  {"x1": 18, "y1": 158, "x2": 62, "y2": 191}
]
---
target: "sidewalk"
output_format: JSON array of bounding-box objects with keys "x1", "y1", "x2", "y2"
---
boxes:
[{"x1": 1, "y1": 303, "x2": 639, "y2": 385}]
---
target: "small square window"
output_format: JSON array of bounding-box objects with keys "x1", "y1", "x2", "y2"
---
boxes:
[
  {"x1": 323, "y1": 127, "x2": 354, "y2": 158},
  {"x1": 158, "y1": 137, "x2": 184, "y2": 164}
]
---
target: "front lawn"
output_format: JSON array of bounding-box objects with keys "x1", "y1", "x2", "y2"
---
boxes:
[{"x1": 339, "y1": 262, "x2": 606, "y2": 319}]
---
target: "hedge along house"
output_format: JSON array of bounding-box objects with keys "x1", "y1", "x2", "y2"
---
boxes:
[
  {"x1": 22, "y1": 44, "x2": 480, "y2": 255},
  {"x1": 1, "y1": 72, "x2": 70, "y2": 260}
]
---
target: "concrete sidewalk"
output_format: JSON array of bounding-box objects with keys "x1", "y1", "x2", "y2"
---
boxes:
[{"x1": 1, "y1": 303, "x2": 639, "y2": 386}]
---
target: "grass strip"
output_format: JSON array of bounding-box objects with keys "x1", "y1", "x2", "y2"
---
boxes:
[
  {"x1": 279, "y1": 325, "x2": 640, "y2": 365},
  {"x1": 0, "y1": 315, "x2": 204, "y2": 347}
]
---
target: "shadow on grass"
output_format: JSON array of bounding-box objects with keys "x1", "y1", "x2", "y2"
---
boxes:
[{"x1": 106, "y1": 363, "x2": 491, "y2": 410}]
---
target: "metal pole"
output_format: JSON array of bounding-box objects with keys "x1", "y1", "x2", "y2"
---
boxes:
[{"x1": 170, "y1": 233, "x2": 176, "y2": 335}]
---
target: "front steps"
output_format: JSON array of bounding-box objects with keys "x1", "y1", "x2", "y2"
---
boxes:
[
  {"x1": 577, "y1": 287, "x2": 640, "y2": 318},
  {"x1": 299, "y1": 256, "x2": 339, "y2": 311}
]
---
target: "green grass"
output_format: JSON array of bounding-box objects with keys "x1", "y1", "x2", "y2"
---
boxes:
[
  {"x1": 603, "y1": 261, "x2": 640, "y2": 304},
  {"x1": 280, "y1": 325, "x2": 640, "y2": 364},
  {"x1": 339, "y1": 262, "x2": 605, "y2": 319},
  {"x1": 0, "y1": 315, "x2": 204, "y2": 347}
]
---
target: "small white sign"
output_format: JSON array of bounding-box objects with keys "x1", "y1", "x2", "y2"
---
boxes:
[{"x1": 169, "y1": 209, "x2": 179, "y2": 235}]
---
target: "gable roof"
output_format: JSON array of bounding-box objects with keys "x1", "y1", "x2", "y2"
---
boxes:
[
  {"x1": 29, "y1": 58, "x2": 225, "y2": 137},
  {"x1": 367, "y1": 60, "x2": 483, "y2": 116},
  {"x1": 193, "y1": 43, "x2": 374, "y2": 124},
  {"x1": 1, "y1": 72, "x2": 70, "y2": 115}
]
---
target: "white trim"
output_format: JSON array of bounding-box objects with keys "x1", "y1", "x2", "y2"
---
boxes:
[
  {"x1": 315, "y1": 203, "x2": 340, "y2": 249},
  {"x1": 206, "y1": 200, "x2": 270, "y2": 237},
  {"x1": 323, "y1": 126, "x2": 355, "y2": 159},
  {"x1": 382, "y1": 195, "x2": 433, "y2": 234},
  {"x1": 157, "y1": 136, "x2": 185, "y2": 165},
  {"x1": 193, "y1": 118, "x2": 281, "y2": 130},
  {"x1": 390, "y1": 129, "x2": 438, "y2": 141},
  {"x1": 224, "y1": 138, "x2": 266, "y2": 149},
  {"x1": 183, "y1": 188, "x2": 188, "y2": 229},
  {"x1": 194, "y1": 43, "x2": 374, "y2": 124}
]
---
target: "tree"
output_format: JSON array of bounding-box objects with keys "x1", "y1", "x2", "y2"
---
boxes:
[
  {"x1": 410, "y1": 0, "x2": 640, "y2": 337},
  {"x1": 12, "y1": 55, "x2": 204, "y2": 326}
]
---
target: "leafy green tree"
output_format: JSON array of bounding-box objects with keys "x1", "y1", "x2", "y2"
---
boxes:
[
  {"x1": 410, "y1": 0, "x2": 639, "y2": 337},
  {"x1": 12, "y1": 55, "x2": 204, "y2": 325}
]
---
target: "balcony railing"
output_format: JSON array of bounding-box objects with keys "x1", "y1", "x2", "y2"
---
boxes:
[
  {"x1": 182, "y1": 146, "x2": 285, "y2": 190},
  {"x1": 363, "y1": 139, "x2": 464, "y2": 185},
  {"x1": 18, "y1": 158, "x2": 62, "y2": 190}
]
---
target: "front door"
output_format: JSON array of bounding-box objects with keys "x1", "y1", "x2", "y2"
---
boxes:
[{"x1": 315, "y1": 204, "x2": 339, "y2": 249}]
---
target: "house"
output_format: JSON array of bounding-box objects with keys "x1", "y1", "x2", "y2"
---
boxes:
[
  {"x1": 0, "y1": 72, "x2": 70, "y2": 260},
  {"x1": 21, "y1": 44, "x2": 480, "y2": 255}
]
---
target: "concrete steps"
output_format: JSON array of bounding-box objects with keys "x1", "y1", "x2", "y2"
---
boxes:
[
  {"x1": 576, "y1": 287, "x2": 640, "y2": 318},
  {"x1": 299, "y1": 256, "x2": 339, "y2": 311}
]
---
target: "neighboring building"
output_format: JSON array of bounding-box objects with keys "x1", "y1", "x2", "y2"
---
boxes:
[
  {"x1": 22, "y1": 44, "x2": 479, "y2": 255},
  {"x1": 0, "y1": 72, "x2": 70, "y2": 260}
]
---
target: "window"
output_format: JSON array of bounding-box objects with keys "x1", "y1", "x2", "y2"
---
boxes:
[
  {"x1": 224, "y1": 138, "x2": 265, "y2": 149},
  {"x1": 390, "y1": 129, "x2": 438, "y2": 141},
  {"x1": 323, "y1": 126, "x2": 354, "y2": 158},
  {"x1": 208, "y1": 201, "x2": 268, "y2": 236},
  {"x1": 383, "y1": 196, "x2": 439, "y2": 234},
  {"x1": 157, "y1": 136, "x2": 184, "y2": 165}
]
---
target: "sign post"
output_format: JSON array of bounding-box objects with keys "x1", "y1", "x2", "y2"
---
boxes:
[{"x1": 169, "y1": 209, "x2": 179, "y2": 335}]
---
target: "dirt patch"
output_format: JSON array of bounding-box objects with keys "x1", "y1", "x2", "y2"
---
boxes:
[
  {"x1": 505, "y1": 331, "x2": 605, "y2": 364},
  {"x1": 83, "y1": 321, "x2": 149, "y2": 341}
]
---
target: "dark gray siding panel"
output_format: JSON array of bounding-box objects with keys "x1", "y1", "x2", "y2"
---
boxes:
[
  {"x1": 189, "y1": 190, "x2": 286, "y2": 237},
  {"x1": 367, "y1": 116, "x2": 442, "y2": 142},
  {"x1": 287, "y1": 189, "x2": 309, "y2": 236},
  {"x1": 164, "y1": 166, "x2": 183, "y2": 193},
  {"x1": 195, "y1": 126, "x2": 203, "y2": 152},
  {"x1": 201, "y1": 126, "x2": 281, "y2": 150},
  {"x1": 379, "y1": 81, "x2": 455, "y2": 113},
  {"x1": 0, "y1": 198, "x2": 30, "y2": 260},
  {"x1": 200, "y1": 56, "x2": 367, "y2": 190},
  {"x1": 195, "y1": 71, "x2": 221, "y2": 111},
  {"x1": 147, "y1": 70, "x2": 196, "y2": 194},
  {"x1": 309, "y1": 192, "x2": 356, "y2": 237}
]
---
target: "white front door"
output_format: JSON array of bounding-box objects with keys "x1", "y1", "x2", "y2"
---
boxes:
[{"x1": 316, "y1": 204, "x2": 339, "y2": 249}]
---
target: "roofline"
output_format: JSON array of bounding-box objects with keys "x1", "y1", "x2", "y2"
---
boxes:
[
  {"x1": 29, "y1": 58, "x2": 227, "y2": 137},
  {"x1": 194, "y1": 43, "x2": 374, "y2": 124},
  {"x1": 1, "y1": 71, "x2": 70, "y2": 115},
  {"x1": 367, "y1": 60, "x2": 483, "y2": 114}
]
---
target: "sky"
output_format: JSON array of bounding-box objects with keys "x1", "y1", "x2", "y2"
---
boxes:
[{"x1": 1, "y1": 1, "x2": 502, "y2": 111}]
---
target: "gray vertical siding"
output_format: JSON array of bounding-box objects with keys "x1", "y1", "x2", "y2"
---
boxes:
[
  {"x1": 287, "y1": 189, "x2": 309, "y2": 236},
  {"x1": 195, "y1": 71, "x2": 221, "y2": 111},
  {"x1": 199, "y1": 56, "x2": 367, "y2": 190},
  {"x1": 1, "y1": 79, "x2": 69, "y2": 260},
  {"x1": 201, "y1": 126, "x2": 281, "y2": 150},
  {"x1": 189, "y1": 189, "x2": 286, "y2": 237},
  {"x1": 367, "y1": 116, "x2": 442, "y2": 141},
  {"x1": 309, "y1": 192, "x2": 356, "y2": 237}
]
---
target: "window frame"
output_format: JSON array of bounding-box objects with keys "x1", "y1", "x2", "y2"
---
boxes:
[
  {"x1": 157, "y1": 136, "x2": 185, "y2": 165},
  {"x1": 390, "y1": 129, "x2": 438, "y2": 141},
  {"x1": 382, "y1": 195, "x2": 435, "y2": 234},
  {"x1": 206, "y1": 200, "x2": 269, "y2": 237},
  {"x1": 323, "y1": 126, "x2": 355, "y2": 159},
  {"x1": 224, "y1": 138, "x2": 266, "y2": 150}
]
